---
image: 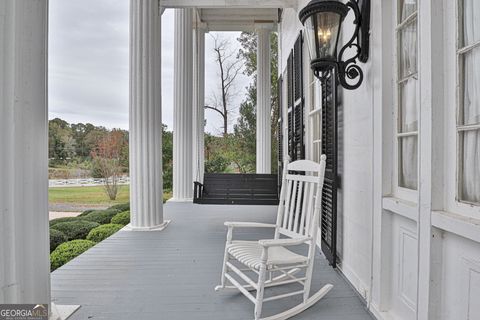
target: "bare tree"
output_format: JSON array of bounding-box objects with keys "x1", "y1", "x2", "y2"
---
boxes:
[
  {"x1": 91, "y1": 130, "x2": 127, "y2": 200},
  {"x1": 205, "y1": 34, "x2": 243, "y2": 137}
]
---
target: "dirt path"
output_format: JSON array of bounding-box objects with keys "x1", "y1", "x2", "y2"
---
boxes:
[
  {"x1": 49, "y1": 203, "x2": 109, "y2": 213},
  {"x1": 49, "y1": 211, "x2": 82, "y2": 220}
]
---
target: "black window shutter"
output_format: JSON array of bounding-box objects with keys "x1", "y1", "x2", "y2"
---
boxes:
[
  {"x1": 321, "y1": 70, "x2": 338, "y2": 268},
  {"x1": 277, "y1": 76, "x2": 283, "y2": 192},
  {"x1": 288, "y1": 32, "x2": 305, "y2": 162},
  {"x1": 293, "y1": 34, "x2": 302, "y2": 102},
  {"x1": 287, "y1": 51, "x2": 295, "y2": 160}
]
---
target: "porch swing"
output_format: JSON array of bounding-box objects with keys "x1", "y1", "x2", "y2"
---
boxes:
[
  {"x1": 193, "y1": 173, "x2": 279, "y2": 205},
  {"x1": 193, "y1": 149, "x2": 279, "y2": 205}
]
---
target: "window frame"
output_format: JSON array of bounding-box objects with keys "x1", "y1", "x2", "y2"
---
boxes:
[
  {"x1": 455, "y1": 0, "x2": 480, "y2": 206},
  {"x1": 393, "y1": 0, "x2": 419, "y2": 201},
  {"x1": 307, "y1": 68, "x2": 322, "y2": 163}
]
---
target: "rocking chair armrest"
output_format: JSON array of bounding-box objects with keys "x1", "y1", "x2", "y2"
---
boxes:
[
  {"x1": 224, "y1": 222, "x2": 277, "y2": 229},
  {"x1": 258, "y1": 237, "x2": 312, "y2": 248}
]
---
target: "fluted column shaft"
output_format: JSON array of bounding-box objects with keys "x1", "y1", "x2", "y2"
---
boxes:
[
  {"x1": 0, "y1": 0, "x2": 50, "y2": 304},
  {"x1": 193, "y1": 26, "x2": 206, "y2": 183},
  {"x1": 129, "y1": 0, "x2": 166, "y2": 230},
  {"x1": 172, "y1": 9, "x2": 194, "y2": 201},
  {"x1": 256, "y1": 26, "x2": 272, "y2": 174}
]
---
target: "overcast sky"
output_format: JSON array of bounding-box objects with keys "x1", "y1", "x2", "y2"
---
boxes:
[{"x1": 48, "y1": 0, "x2": 251, "y2": 134}]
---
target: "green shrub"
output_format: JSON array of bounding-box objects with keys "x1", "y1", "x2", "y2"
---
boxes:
[
  {"x1": 50, "y1": 239, "x2": 96, "y2": 271},
  {"x1": 50, "y1": 220, "x2": 100, "y2": 240},
  {"x1": 49, "y1": 216, "x2": 79, "y2": 227},
  {"x1": 77, "y1": 209, "x2": 95, "y2": 217},
  {"x1": 163, "y1": 191, "x2": 172, "y2": 203},
  {"x1": 86, "y1": 224, "x2": 123, "y2": 242},
  {"x1": 205, "y1": 154, "x2": 230, "y2": 173},
  {"x1": 108, "y1": 202, "x2": 130, "y2": 212},
  {"x1": 90, "y1": 158, "x2": 104, "y2": 179},
  {"x1": 50, "y1": 229, "x2": 68, "y2": 252},
  {"x1": 82, "y1": 209, "x2": 120, "y2": 225},
  {"x1": 111, "y1": 211, "x2": 130, "y2": 226}
]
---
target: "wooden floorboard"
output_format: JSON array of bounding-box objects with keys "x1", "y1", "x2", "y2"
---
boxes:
[{"x1": 51, "y1": 203, "x2": 374, "y2": 320}]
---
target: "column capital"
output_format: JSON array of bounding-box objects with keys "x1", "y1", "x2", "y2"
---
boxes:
[{"x1": 193, "y1": 21, "x2": 208, "y2": 31}]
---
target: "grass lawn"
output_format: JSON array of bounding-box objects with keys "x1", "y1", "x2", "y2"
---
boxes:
[
  {"x1": 49, "y1": 185, "x2": 130, "y2": 206},
  {"x1": 49, "y1": 185, "x2": 173, "y2": 207}
]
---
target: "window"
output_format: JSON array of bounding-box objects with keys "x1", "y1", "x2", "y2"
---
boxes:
[
  {"x1": 396, "y1": 0, "x2": 418, "y2": 191},
  {"x1": 308, "y1": 74, "x2": 322, "y2": 163},
  {"x1": 457, "y1": 0, "x2": 480, "y2": 204}
]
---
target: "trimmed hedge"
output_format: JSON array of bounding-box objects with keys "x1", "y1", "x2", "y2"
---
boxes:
[
  {"x1": 50, "y1": 239, "x2": 96, "y2": 271},
  {"x1": 111, "y1": 211, "x2": 130, "y2": 226},
  {"x1": 86, "y1": 224, "x2": 123, "y2": 242},
  {"x1": 82, "y1": 209, "x2": 120, "y2": 225},
  {"x1": 49, "y1": 216, "x2": 79, "y2": 227},
  {"x1": 77, "y1": 209, "x2": 95, "y2": 217},
  {"x1": 108, "y1": 202, "x2": 130, "y2": 212},
  {"x1": 50, "y1": 229, "x2": 68, "y2": 252},
  {"x1": 50, "y1": 220, "x2": 100, "y2": 240}
]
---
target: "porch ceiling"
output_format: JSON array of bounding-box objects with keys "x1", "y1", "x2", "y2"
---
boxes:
[
  {"x1": 195, "y1": 8, "x2": 279, "y2": 31},
  {"x1": 161, "y1": 0, "x2": 297, "y2": 9}
]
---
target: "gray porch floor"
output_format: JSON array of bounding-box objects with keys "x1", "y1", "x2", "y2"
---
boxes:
[{"x1": 51, "y1": 203, "x2": 374, "y2": 320}]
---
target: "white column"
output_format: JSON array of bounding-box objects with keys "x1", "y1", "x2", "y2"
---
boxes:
[
  {"x1": 256, "y1": 25, "x2": 272, "y2": 174},
  {"x1": 0, "y1": 0, "x2": 50, "y2": 304},
  {"x1": 129, "y1": 0, "x2": 168, "y2": 230},
  {"x1": 193, "y1": 25, "x2": 206, "y2": 183},
  {"x1": 172, "y1": 9, "x2": 194, "y2": 201}
]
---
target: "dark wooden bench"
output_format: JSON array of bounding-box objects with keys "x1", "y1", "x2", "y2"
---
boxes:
[{"x1": 193, "y1": 173, "x2": 279, "y2": 205}]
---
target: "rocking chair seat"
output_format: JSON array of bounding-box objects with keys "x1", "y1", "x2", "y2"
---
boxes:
[{"x1": 227, "y1": 241, "x2": 308, "y2": 271}]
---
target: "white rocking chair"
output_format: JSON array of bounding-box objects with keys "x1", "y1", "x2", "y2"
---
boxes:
[{"x1": 215, "y1": 155, "x2": 333, "y2": 320}]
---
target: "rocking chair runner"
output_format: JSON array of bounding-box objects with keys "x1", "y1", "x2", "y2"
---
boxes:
[{"x1": 215, "y1": 155, "x2": 333, "y2": 320}]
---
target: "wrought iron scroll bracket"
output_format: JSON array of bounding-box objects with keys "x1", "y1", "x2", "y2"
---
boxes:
[{"x1": 335, "y1": 0, "x2": 370, "y2": 90}]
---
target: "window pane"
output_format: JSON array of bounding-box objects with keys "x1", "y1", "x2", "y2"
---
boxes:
[
  {"x1": 400, "y1": 0, "x2": 417, "y2": 22},
  {"x1": 313, "y1": 142, "x2": 321, "y2": 163},
  {"x1": 461, "y1": 47, "x2": 480, "y2": 125},
  {"x1": 313, "y1": 80, "x2": 321, "y2": 111},
  {"x1": 312, "y1": 112, "x2": 321, "y2": 141},
  {"x1": 462, "y1": 0, "x2": 480, "y2": 47},
  {"x1": 400, "y1": 77, "x2": 419, "y2": 132},
  {"x1": 399, "y1": 136, "x2": 418, "y2": 190},
  {"x1": 459, "y1": 130, "x2": 480, "y2": 203},
  {"x1": 399, "y1": 20, "x2": 417, "y2": 78}
]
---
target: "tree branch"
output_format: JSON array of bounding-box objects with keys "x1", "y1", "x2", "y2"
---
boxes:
[{"x1": 204, "y1": 105, "x2": 225, "y2": 118}]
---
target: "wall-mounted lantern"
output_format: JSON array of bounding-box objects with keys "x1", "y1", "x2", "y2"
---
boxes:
[{"x1": 299, "y1": 0, "x2": 370, "y2": 89}]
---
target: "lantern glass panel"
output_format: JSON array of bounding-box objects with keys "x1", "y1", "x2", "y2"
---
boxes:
[{"x1": 304, "y1": 11, "x2": 342, "y2": 61}]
